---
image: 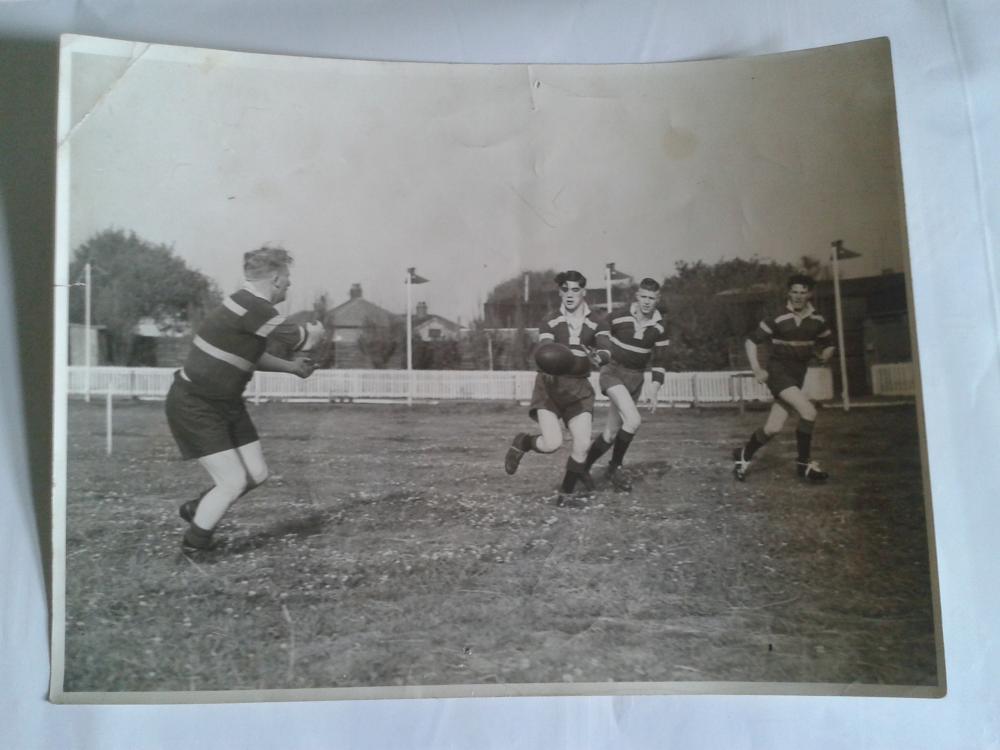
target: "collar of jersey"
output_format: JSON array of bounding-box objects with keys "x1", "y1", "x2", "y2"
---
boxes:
[
  {"x1": 241, "y1": 281, "x2": 272, "y2": 303},
  {"x1": 785, "y1": 301, "x2": 816, "y2": 318},
  {"x1": 629, "y1": 302, "x2": 662, "y2": 326}
]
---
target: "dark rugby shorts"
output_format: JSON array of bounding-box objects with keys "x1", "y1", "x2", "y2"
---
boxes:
[
  {"x1": 766, "y1": 359, "x2": 809, "y2": 399},
  {"x1": 529, "y1": 372, "x2": 595, "y2": 423},
  {"x1": 165, "y1": 371, "x2": 259, "y2": 460},
  {"x1": 599, "y1": 361, "x2": 645, "y2": 401}
]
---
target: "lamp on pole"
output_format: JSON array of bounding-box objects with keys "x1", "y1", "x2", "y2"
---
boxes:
[
  {"x1": 830, "y1": 240, "x2": 861, "y2": 411},
  {"x1": 405, "y1": 267, "x2": 429, "y2": 405}
]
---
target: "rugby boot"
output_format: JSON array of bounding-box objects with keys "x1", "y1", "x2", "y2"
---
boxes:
[
  {"x1": 182, "y1": 523, "x2": 217, "y2": 551},
  {"x1": 796, "y1": 460, "x2": 829, "y2": 482},
  {"x1": 606, "y1": 465, "x2": 633, "y2": 492},
  {"x1": 556, "y1": 491, "x2": 588, "y2": 509},
  {"x1": 179, "y1": 487, "x2": 211, "y2": 522},
  {"x1": 504, "y1": 433, "x2": 530, "y2": 475},
  {"x1": 732, "y1": 447, "x2": 752, "y2": 482}
]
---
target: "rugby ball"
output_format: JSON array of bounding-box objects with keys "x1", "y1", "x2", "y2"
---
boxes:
[{"x1": 534, "y1": 342, "x2": 577, "y2": 376}]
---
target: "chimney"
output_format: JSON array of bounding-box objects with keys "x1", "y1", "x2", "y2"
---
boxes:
[
  {"x1": 349, "y1": 283, "x2": 362, "y2": 299},
  {"x1": 416, "y1": 301, "x2": 428, "y2": 318}
]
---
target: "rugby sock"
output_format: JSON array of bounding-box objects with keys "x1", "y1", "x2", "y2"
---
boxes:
[
  {"x1": 609, "y1": 430, "x2": 636, "y2": 468},
  {"x1": 796, "y1": 420, "x2": 815, "y2": 463},
  {"x1": 514, "y1": 433, "x2": 539, "y2": 453},
  {"x1": 560, "y1": 458, "x2": 586, "y2": 493},
  {"x1": 744, "y1": 428, "x2": 772, "y2": 460},
  {"x1": 583, "y1": 434, "x2": 613, "y2": 470}
]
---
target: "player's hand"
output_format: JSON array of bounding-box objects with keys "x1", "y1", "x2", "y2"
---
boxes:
[
  {"x1": 587, "y1": 349, "x2": 604, "y2": 368},
  {"x1": 643, "y1": 387, "x2": 660, "y2": 414},
  {"x1": 753, "y1": 367, "x2": 768, "y2": 384},
  {"x1": 290, "y1": 352, "x2": 316, "y2": 378}
]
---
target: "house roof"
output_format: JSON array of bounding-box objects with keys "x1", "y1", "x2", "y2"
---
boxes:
[
  {"x1": 413, "y1": 314, "x2": 461, "y2": 331},
  {"x1": 330, "y1": 296, "x2": 398, "y2": 328}
]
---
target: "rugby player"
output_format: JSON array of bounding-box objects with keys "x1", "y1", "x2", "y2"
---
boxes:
[
  {"x1": 165, "y1": 246, "x2": 323, "y2": 550},
  {"x1": 582, "y1": 277, "x2": 669, "y2": 491},
  {"x1": 732, "y1": 274, "x2": 835, "y2": 482},
  {"x1": 504, "y1": 271, "x2": 610, "y2": 506}
]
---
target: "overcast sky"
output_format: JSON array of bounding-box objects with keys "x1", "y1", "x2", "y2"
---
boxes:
[{"x1": 63, "y1": 37, "x2": 906, "y2": 323}]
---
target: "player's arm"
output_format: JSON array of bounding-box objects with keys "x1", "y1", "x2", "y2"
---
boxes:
[
  {"x1": 589, "y1": 316, "x2": 612, "y2": 368},
  {"x1": 815, "y1": 322, "x2": 835, "y2": 364},
  {"x1": 535, "y1": 318, "x2": 555, "y2": 348},
  {"x1": 269, "y1": 320, "x2": 325, "y2": 352},
  {"x1": 257, "y1": 352, "x2": 316, "y2": 378},
  {"x1": 645, "y1": 324, "x2": 670, "y2": 412},
  {"x1": 746, "y1": 316, "x2": 774, "y2": 383}
]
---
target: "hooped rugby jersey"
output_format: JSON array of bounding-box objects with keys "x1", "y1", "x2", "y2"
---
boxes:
[
  {"x1": 748, "y1": 302, "x2": 834, "y2": 364},
  {"x1": 537, "y1": 302, "x2": 610, "y2": 378},
  {"x1": 597, "y1": 303, "x2": 670, "y2": 384},
  {"x1": 181, "y1": 285, "x2": 309, "y2": 399}
]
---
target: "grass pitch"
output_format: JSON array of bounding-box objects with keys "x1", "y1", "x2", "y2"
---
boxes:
[{"x1": 62, "y1": 399, "x2": 938, "y2": 693}]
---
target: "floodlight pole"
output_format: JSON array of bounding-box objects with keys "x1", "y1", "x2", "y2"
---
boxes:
[
  {"x1": 605, "y1": 262, "x2": 614, "y2": 313},
  {"x1": 831, "y1": 240, "x2": 850, "y2": 412},
  {"x1": 84, "y1": 262, "x2": 92, "y2": 403},
  {"x1": 406, "y1": 269, "x2": 414, "y2": 406}
]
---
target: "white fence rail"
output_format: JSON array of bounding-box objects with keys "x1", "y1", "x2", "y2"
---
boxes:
[
  {"x1": 67, "y1": 366, "x2": 834, "y2": 404},
  {"x1": 871, "y1": 362, "x2": 916, "y2": 396}
]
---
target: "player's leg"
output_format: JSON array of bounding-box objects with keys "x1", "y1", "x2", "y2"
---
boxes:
[
  {"x1": 182, "y1": 440, "x2": 270, "y2": 524},
  {"x1": 559, "y1": 411, "x2": 595, "y2": 499},
  {"x1": 534, "y1": 409, "x2": 564, "y2": 453},
  {"x1": 235, "y1": 440, "x2": 270, "y2": 489},
  {"x1": 777, "y1": 386, "x2": 827, "y2": 481},
  {"x1": 184, "y1": 449, "x2": 250, "y2": 549},
  {"x1": 583, "y1": 400, "x2": 620, "y2": 471},
  {"x1": 733, "y1": 401, "x2": 788, "y2": 480},
  {"x1": 604, "y1": 384, "x2": 641, "y2": 490}
]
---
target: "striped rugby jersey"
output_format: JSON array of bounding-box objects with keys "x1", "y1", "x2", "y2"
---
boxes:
[
  {"x1": 748, "y1": 303, "x2": 834, "y2": 363},
  {"x1": 181, "y1": 285, "x2": 309, "y2": 399},
  {"x1": 597, "y1": 303, "x2": 670, "y2": 384},
  {"x1": 537, "y1": 302, "x2": 610, "y2": 377}
]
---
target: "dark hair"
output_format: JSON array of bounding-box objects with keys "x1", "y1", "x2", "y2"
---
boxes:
[
  {"x1": 787, "y1": 274, "x2": 816, "y2": 290},
  {"x1": 555, "y1": 270, "x2": 587, "y2": 288},
  {"x1": 638, "y1": 277, "x2": 661, "y2": 292},
  {"x1": 244, "y1": 246, "x2": 293, "y2": 280}
]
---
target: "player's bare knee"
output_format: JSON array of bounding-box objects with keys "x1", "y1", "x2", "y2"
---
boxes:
[
  {"x1": 798, "y1": 402, "x2": 817, "y2": 422},
  {"x1": 218, "y1": 475, "x2": 248, "y2": 499},
  {"x1": 622, "y1": 415, "x2": 641, "y2": 434},
  {"x1": 536, "y1": 435, "x2": 561, "y2": 453}
]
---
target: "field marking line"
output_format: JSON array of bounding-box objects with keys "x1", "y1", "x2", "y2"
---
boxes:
[
  {"x1": 733, "y1": 593, "x2": 802, "y2": 610},
  {"x1": 181, "y1": 554, "x2": 209, "y2": 578}
]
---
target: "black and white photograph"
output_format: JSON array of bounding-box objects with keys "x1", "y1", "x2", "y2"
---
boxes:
[{"x1": 51, "y1": 34, "x2": 941, "y2": 701}]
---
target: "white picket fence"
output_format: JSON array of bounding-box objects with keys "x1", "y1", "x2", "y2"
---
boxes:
[
  {"x1": 871, "y1": 362, "x2": 916, "y2": 396},
  {"x1": 66, "y1": 366, "x2": 834, "y2": 404}
]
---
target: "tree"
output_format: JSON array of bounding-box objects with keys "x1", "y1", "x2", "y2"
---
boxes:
[
  {"x1": 659, "y1": 256, "x2": 811, "y2": 370},
  {"x1": 412, "y1": 338, "x2": 461, "y2": 370},
  {"x1": 68, "y1": 229, "x2": 221, "y2": 364},
  {"x1": 357, "y1": 316, "x2": 404, "y2": 369}
]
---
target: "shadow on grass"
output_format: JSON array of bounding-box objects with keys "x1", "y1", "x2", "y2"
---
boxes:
[{"x1": 224, "y1": 512, "x2": 330, "y2": 554}]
